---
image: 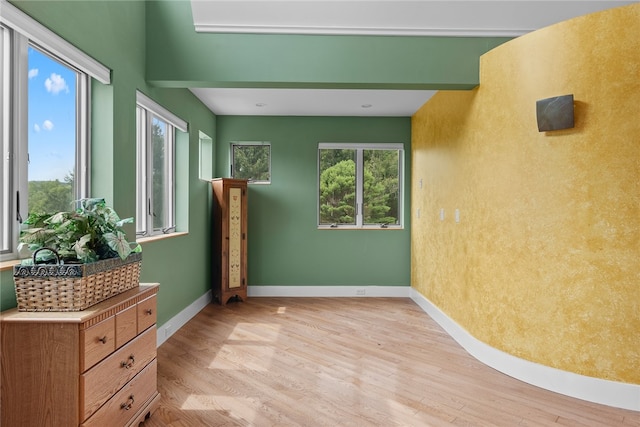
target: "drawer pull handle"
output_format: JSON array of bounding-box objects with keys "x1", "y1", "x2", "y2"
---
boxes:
[
  {"x1": 121, "y1": 395, "x2": 135, "y2": 411},
  {"x1": 145, "y1": 309, "x2": 153, "y2": 315},
  {"x1": 121, "y1": 355, "x2": 135, "y2": 369},
  {"x1": 98, "y1": 336, "x2": 108, "y2": 344}
]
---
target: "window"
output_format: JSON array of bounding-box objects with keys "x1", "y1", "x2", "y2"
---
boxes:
[
  {"x1": 231, "y1": 142, "x2": 271, "y2": 183},
  {"x1": 1, "y1": 2, "x2": 110, "y2": 261},
  {"x1": 199, "y1": 131, "x2": 213, "y2": 181},
  {"x1": 136, "y1": 91, "x2": 187, "y2": 237},
  {"x1": 27, "y1": 46, "x2": 84, "y2": 213},
  {"x1": 318, "y1": 143, "x2": 403, "y2": 229},
  {"x1": 1, "y1": 25, "x2": 10, "y2": 255}
]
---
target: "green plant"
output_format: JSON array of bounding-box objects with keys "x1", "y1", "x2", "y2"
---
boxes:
[{"x1": 18, "y1": 198, "x2": 141, "y2": 264}]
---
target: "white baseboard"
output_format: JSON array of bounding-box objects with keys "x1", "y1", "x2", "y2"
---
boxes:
[
  {"x1": 157, "y1": 290, "x2": 212, "y2": 347},
  {"x1": 247, "y1": 285, "x2": 411, "y2": 298},
  {"x1": 410, "y1": 288, "x2": 640, "y2": 411}
]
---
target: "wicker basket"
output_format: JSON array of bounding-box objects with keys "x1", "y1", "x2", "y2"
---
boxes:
[{"x1": 13, "y1": 248, "x2": 141, "y2": 312}]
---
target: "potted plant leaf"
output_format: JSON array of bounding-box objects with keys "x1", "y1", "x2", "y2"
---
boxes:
[{"x1": 13, "y1": 198, "x2": 142, "y2": 312}]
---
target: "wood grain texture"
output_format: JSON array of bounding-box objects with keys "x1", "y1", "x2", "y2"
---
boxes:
[
  {"x1": 141, "y1": 298, "x2": 640, "y2": 426},
  {"x1": 1, "y1": 322, "x2": 80, "y2": 426}
]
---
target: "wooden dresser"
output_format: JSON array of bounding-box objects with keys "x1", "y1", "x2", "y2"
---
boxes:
[{"x1": 1, "y1": 283, "x2": 160, "y2": 427}]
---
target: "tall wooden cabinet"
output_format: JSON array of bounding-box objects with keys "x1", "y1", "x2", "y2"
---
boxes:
[
  {"x1": 1, "y1": 284, "x2": 160, "y2": 427},
  {"x1": 211, "y1": 178, "x2": 248, "y2": 305}
]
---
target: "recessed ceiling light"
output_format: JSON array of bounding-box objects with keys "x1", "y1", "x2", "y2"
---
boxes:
[
  {"x1": 256, "y1": 103, "x2": 266, "y2": 107},
  {"x1": 361, "y1": 104, "x2": 372, "y2": 108}
]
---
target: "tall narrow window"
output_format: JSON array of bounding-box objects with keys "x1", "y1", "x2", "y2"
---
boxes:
[
  {"x1": 1, "y1": 2, "x2": 107, "y2": 261},
  {"x1": 27, "y1": 46, "x2": 82, "y2": 214},
  {"x1": 136, "y1": 91, "x2": 186, "y2": 237},
  {"x1": 199, "y1": 131, "x2": 213, "y2": 181},
  {"x1": 318, "y1": 143, "x2": 403, "y2": 229},
  {"x1": 1, "y1": 25, "x2": 10, "y2": 253}
]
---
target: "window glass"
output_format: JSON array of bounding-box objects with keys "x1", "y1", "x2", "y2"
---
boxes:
[
  {"x1": 135, "y1": 106, "x2": 146, "y2": 235},
  {"x1": 363, "y1": 149, "x2": 400, "y2": 225},
  {"x1": 231, "y1": 143, "x2": 271, "y2": 183},
  {"x1": 319, "y1": 148, "x2": 356, "y2": 225},
  {"x1": 27, "y1": 46, "x2": 78, "y2": 214},
  {"x1": 1, "y1": 25, "x2": 9, "y2": 252},
  {"x1": 151, "y1": 116, "x2": 168, "y2": 231}
]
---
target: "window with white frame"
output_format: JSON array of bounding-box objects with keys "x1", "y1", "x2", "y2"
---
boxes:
[
  {"x1": 135, "y1": 91, "x2": 187, "y2": 238},
  {"x1": 318, "y1": 143, "x2": 403, "y2": 229},
  {"x1": 0, "y1": 2, "x2": 110, "y2": 261},
  {"x1": 231, "y1": 141, "x2": 271, "y2": 183}
]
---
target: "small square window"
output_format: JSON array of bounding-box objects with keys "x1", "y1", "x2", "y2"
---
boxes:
[{"x1": 231, "y1": 142, "x2": 271, "y2": 183}]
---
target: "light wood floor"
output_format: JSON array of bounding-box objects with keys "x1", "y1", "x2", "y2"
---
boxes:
[{"x1": 141, "y1": 297, "x2": 640, "y2": 426}]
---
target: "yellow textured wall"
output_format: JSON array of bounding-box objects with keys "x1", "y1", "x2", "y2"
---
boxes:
[{"x1": 411, "y1": 3, "x2": 640, "y2": 383}]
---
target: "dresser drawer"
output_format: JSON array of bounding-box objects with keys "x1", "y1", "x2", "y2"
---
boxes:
[
  {"x1": 81, "y1": 316, "x2": 116, "y2": 372},
  {"x1": 116, "y1": 305, "x2": 138, "y2": 348},
  {"x1": 81, "y1": 327, "x2": 157, "y2": 421},
  {"x1": 137, "y1": 295, "x2": 157, "y2": 333},
  {"x1": 82, "y1": 359, "x2": 158, "y2": 427}
]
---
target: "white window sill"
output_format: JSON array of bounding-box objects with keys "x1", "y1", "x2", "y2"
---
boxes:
[
  {"x1": 317, "y1": 226, "x2": 403, "y2": 230},
  {"x1": 137, "y1": 231, "x2": 188, "y2": 244}
]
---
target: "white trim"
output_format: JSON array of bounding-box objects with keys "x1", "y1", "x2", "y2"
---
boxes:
[
  {"x1": 410, "y1": 288, "x2": 640, "y2": 411},
  {"x1": 194, "y1": 24, "x2": 529, "y2": 38},
  {"x1": 136, "y1": 91, "x2": 188, "y2": 132},
  {"x1": 0, "y1": 0, "x2": 111, "y2": 84},
  {"x1": 318, "y1": 142, "x2": 404, "y2": 151},
  {"x1": 156, "y1": 290, "x2": 212, "y2": 347},
  {"x1": 248, "y1": 285, "x2": 410, "y2": 298}
]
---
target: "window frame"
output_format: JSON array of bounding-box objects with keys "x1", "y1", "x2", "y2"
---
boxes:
[
  {"x1": 1, "y1": 2, "x2": 109, "y2": 261},
  {"x1": 317, "y1": 142, "x2": 404, "y2": 230},
  {"x1": 230, "y1": 141, "x2": 271, "y2": 184},
  {"x1": 135, "y1": 91, "x2": 187, "y2": 238}
]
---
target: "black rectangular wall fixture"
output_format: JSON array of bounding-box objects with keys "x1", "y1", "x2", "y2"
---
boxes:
[{"x1": 536, "y1": 94, "x2": 574, "y2": 132}]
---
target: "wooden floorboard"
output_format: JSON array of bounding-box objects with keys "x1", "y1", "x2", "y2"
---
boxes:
[{"x1": 141, "y1": 297, "x2": 640, "y2": 426}]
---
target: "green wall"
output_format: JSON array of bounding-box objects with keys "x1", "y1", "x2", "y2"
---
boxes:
[
  {"x1": 216, "y1": 116, "x2": 411, "y2": 287},
  {"x1": 2, "y1": 1, "x2": 217, "y2": 327},
  {"x1": 145, "y1": 1, "x2": 510, "y2": 90}
]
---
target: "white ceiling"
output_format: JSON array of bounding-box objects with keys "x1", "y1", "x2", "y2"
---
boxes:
[
  {"x1": 190, "y1": 88, "x2": 438, "y2": 117},
  {"x1": 189, "y1": 0, "x2": 637, "y2": 116}
]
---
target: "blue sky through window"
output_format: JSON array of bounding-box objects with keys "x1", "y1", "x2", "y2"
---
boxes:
[{"x1": 28, "y1": 46, "x2": 76, "y2": 181}]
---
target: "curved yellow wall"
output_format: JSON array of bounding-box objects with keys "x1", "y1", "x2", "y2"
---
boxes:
[{"x1": 411, "y1": 3, "x2": 640, "y2": 383}]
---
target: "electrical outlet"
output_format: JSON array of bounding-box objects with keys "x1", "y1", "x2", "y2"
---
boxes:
[{"x1": 356, "y1": 289, "x2": 366, "y2": 296}]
